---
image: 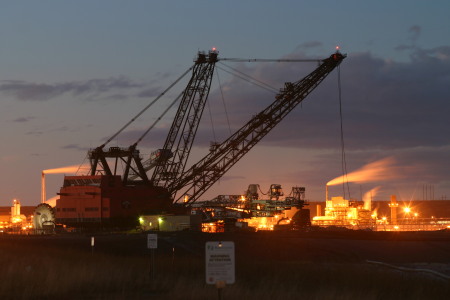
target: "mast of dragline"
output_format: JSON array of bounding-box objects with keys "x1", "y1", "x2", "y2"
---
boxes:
[
  {"x1": 169, "y1": 51, "x2": 346, "y2": 205},
  {"x1": 151, "y1": 50, "x2": 218, "y2": 195}
]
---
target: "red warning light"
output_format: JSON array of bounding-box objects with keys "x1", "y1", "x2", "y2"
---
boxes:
[
  {"x1": 212, "y1": 47, "x2": 217, "y2": 52},
  {"x1": 336, "y1": 46, "x2": 340, "y2": 51}
]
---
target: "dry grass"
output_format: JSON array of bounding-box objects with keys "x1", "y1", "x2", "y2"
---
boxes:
[{"x1": 0, "y1": 234, "x2": 448, "y2": 299}]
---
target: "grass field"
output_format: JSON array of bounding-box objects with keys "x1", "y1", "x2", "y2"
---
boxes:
[{"x1": 0, "y1": 231, "x2": 449, "y2": 299}]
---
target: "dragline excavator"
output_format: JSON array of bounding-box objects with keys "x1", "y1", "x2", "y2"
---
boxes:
[{"x1": 54, "y1": 49, "x2": 345, "y2": 228}]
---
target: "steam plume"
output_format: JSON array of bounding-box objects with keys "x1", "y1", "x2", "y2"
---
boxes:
[
  {"x1": 43, "y1": 164, "x2": 83, "y2": 174},
  {"x1": 327, "y1": 157, "x2": 398, "y2": 186}
]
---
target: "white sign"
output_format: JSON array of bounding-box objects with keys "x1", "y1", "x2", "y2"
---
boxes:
[
  {"x1": 205, "y1": 241, "x2": 235, "y2": 284},
  {"x1": 147, "y1": 233, "x2": 158, "y2": 249}
]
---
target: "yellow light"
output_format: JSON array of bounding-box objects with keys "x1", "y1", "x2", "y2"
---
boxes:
[
  {"x1": 139, "y1": 217, "x2": 144, "y2": 224},
  {"x1": 403, "y1": 207, "x2": 411, "y2": 214}
]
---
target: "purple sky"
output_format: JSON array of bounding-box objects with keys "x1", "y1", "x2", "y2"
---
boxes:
[{"x1": 1, "y1": 1, "x2": 449, "y2": 206}]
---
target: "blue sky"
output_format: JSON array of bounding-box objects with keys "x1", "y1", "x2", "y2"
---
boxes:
[{"x1": 1, "y1": 1, "x2": 450, "y2": 206}]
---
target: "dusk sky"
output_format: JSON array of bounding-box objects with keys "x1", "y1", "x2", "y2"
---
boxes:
[{"x1": 1, "y1": 1, "x2": 449, "y2": 207}]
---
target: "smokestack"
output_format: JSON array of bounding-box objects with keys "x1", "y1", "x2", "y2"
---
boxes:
[
  {"x1": 316, "y1": 204, "x2": 322, "y2": 217},
  {"x1": 326, "y1": 185, "x2": 329, "y2": 201},
  {"x1": 41, "y1": 171, "x2": 46, "y2": 203}
]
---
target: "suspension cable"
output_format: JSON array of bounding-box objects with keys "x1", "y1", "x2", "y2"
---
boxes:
[
  {"x1": 220, "y1": 58, "x2": 321, "y2": 63},
  {"x1": 134, "y1": 91, "x2": 184, "y2": 146},
  {"x1": 100, "y1": 65, "x2": 194, "y2": 148},
  {"x1": 217, "y1": 63, "x2": 278, "y2": 93},
  {"x1": 338, "y1": 65, "x2": 351, "y2": 199}
]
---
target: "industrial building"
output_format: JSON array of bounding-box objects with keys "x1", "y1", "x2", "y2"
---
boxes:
[
  {"x1": 0, "y1": 200, "x2": 34, "y2": 233},
  {"x1": 138, "y1": 214, "x2": 202, "y2": 231},
  {"x1": 311, "y1": 195, "x2": 450, "y2": 231}
]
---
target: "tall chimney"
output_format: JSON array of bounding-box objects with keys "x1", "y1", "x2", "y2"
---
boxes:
[
  {"x1": 326, "y1": 185, "x2": 329, "y2": 201},
  {"x1": 41, "y1": 171, "x2": 46, "y2": 203}
]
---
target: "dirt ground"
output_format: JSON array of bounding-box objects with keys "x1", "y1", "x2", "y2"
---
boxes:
[{"x1": 2, "y1": 229, "x2": 449, "y2": 299}]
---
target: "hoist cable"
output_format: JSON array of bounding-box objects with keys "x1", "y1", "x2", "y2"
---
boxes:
[
  {"x1": 215, "y1": 68, "x2": 232, "y2": 136},
  {"x1": 338, "y1": 65, "x2": 351, "y2": 199},
  {"x1": 206, "y1": 95, "x2": 217, "y2": 144}
]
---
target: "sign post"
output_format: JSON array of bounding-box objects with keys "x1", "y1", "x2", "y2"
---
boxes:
[
  {"x1": 205, "y1": 241, "x2": 235, "y2": 299},
  {"x1": 147, "y1": 233, "x2": 158, "y2": 289},
  {"x1": 91, "y1": 236, "x2": 95, "y2": 255}
]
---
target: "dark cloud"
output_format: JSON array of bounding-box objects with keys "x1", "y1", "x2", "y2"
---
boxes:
[
  {"x1": 296, "y1": 41, "x2": 323, "y2": 50},
  {"x1": 95, "y1": 127, "x2": 168, "y2": 150},
  {"x1": 136, "y1": 86, "x2": 162, "y2": 98},
  {"x1": 409, "y1": 25, "x2": 421, "y2": 43},
  {"x1": 25, "y1": 130, "x2": 43, "y2": 136},
  {"x1": 0, "y1": 76, "x2": 146, "y2": 101},
  {"x1": 395, "y1": 25, "x2": 422, "y2": 52},
  {"x1": 61, "y1": 144, "x2": 89, "y2": 151},
  {"x1": 12, "y1": 116, "x2": 34, "y2": 122}
]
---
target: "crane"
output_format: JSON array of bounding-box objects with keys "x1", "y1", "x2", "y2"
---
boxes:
[{"x1": 55, "y1": 49, "x2": 345, "y2": 228}]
